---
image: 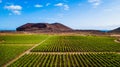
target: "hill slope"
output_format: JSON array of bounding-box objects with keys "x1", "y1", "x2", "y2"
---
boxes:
[
  {"x1": 110, "y1": 27, "x2": 120, "y2": 33},
  {"x1": 16, "y1": 23, "x2": 73, "y2": 32}
]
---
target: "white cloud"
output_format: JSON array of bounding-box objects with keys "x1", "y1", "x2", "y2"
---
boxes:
[
  {"x1": 35, "y1": 4, "x2": 43, "y2": 8},
  {"x1": 12, "y1": 10, "x2": 21, "y2": 15},
  {"x1": 4, "y1": 5, "x2": 22, "y2": 15},
  {"x1": 88, "y1": 0, "x2": 101, "y2": 8},
  {"x1": 46, "y1": 3, "x2": 51, "y2": 6},
  {"x1": 55, "y1": 3, "x2": 70, "y2": 10},
  {"x1": 55, "y1": 3, "x2": 64, "y2": 7},
  {"x1": 0, "y1": 0, "x2": 2, "y2": 3},
  {"x1": 63, "y1": 5, "x2": 69, "y2": 10},
  {"x1": 4, "y1": 5, "x2": 22, "y2": 10}
]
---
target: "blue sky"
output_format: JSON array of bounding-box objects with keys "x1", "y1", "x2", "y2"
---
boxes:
[{"x1": 0, "y1": 0, "x2": 120, "y2": 30}]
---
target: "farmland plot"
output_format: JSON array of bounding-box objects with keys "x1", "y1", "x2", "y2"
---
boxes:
[
  {"x1": 8, "y1": 53, "x2": 120, "y2": 67},
  {"x1": 31, "y1": 36, "x2": 120, "y2": 52},
  {"x1": 2, "y1": 35, "x2": 120, "y2": 67},
  {"x1": 0, "y1": 35, "x2": 48, "y2": 44},
  {"x1": 0, "y1": 35, "x2": 48, "y2": 66},
  {"x1": 0, "y1": 44, "x2": 32, "y2": 66}
]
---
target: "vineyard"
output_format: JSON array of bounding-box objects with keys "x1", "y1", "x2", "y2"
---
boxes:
[
  {"x1": 0, "y1": 34, "x2": 48, "y2": 44},
  {"x1": 31, "y1": 36, "x2": 120, "y2": 52},
  {"x1": 0, "y1": 34, "x2": 48, "y2": 66},
  {"x1": 1, "y1": 34, "x2": 120, "y2": 67},
  {"x1": 8, "y1": 53, "x2": 120, "y2": 67}
]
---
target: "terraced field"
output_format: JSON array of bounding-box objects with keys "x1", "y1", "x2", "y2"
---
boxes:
[{"x1": 1, "y1": 35, "x2": 120, "y2": 67}]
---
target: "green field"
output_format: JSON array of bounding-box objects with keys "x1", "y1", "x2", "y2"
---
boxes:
[
  {"x1": 0, "y1": 34, "x2": 48, "y2": 66},
  {"x1": 1, "y1": 34, "x2": 120, "y2": 67},
  {"x1": 31, "y1": 36, "x2": 120, "y2": 52},
  {"x1": 8, "y1": 53, "x2": 120, "y2": 67},
  {"x1": 0, "y1": 34, "x2": 48, "y2": 44}
]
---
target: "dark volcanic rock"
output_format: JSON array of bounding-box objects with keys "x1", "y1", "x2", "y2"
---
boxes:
[
  {"x1": 16, "y1": 23, "x2": 73, "y2": 32},
  {"x1": 110, "y1": 27, "x2": 120, "y2": 33}
]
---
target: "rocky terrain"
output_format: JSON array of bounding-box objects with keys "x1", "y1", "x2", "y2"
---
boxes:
[
  {"x1": 110, "y1": 27, "x2": 120, "y2": 33},
  {"x1": 0, "y1": 22, "x2": 119, "y2": 35},
  {"x1": 16, "y1": 23, "x2": 73, "y2": 32}
]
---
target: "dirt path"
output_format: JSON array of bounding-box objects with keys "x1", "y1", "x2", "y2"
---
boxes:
[
  {"x1": 29, "y1": 52, "x2": 117, "y2": 54},
  {"x1": 3, "y1": 36, "x2": 50, "y2": 67},
  {"x1": 114, "y1": 39, "x2": 120, "y2": 43}
]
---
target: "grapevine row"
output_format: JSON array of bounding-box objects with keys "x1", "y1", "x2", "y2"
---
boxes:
[
  {"x1": 31, "y1": 36, "x2": 120, "y2": 52},
  {"x1": 9, "y1": 53, "x2": 120, "y2": 67}
]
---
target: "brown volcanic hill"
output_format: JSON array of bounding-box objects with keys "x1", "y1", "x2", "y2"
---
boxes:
[
  {"x1": 16, "y1": 23, "x2": 73, "y2": 32},
  {"x1": 110, "y1": 27, "x2": 120, "y2": 33}
]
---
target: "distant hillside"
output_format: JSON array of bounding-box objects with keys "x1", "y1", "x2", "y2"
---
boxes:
[
  {"x1": 110, "y1": 27, "x2": 120, "y2": 33},
  {"x1": 16, "y1": 23, "x2": 73, "y2": 32}
]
